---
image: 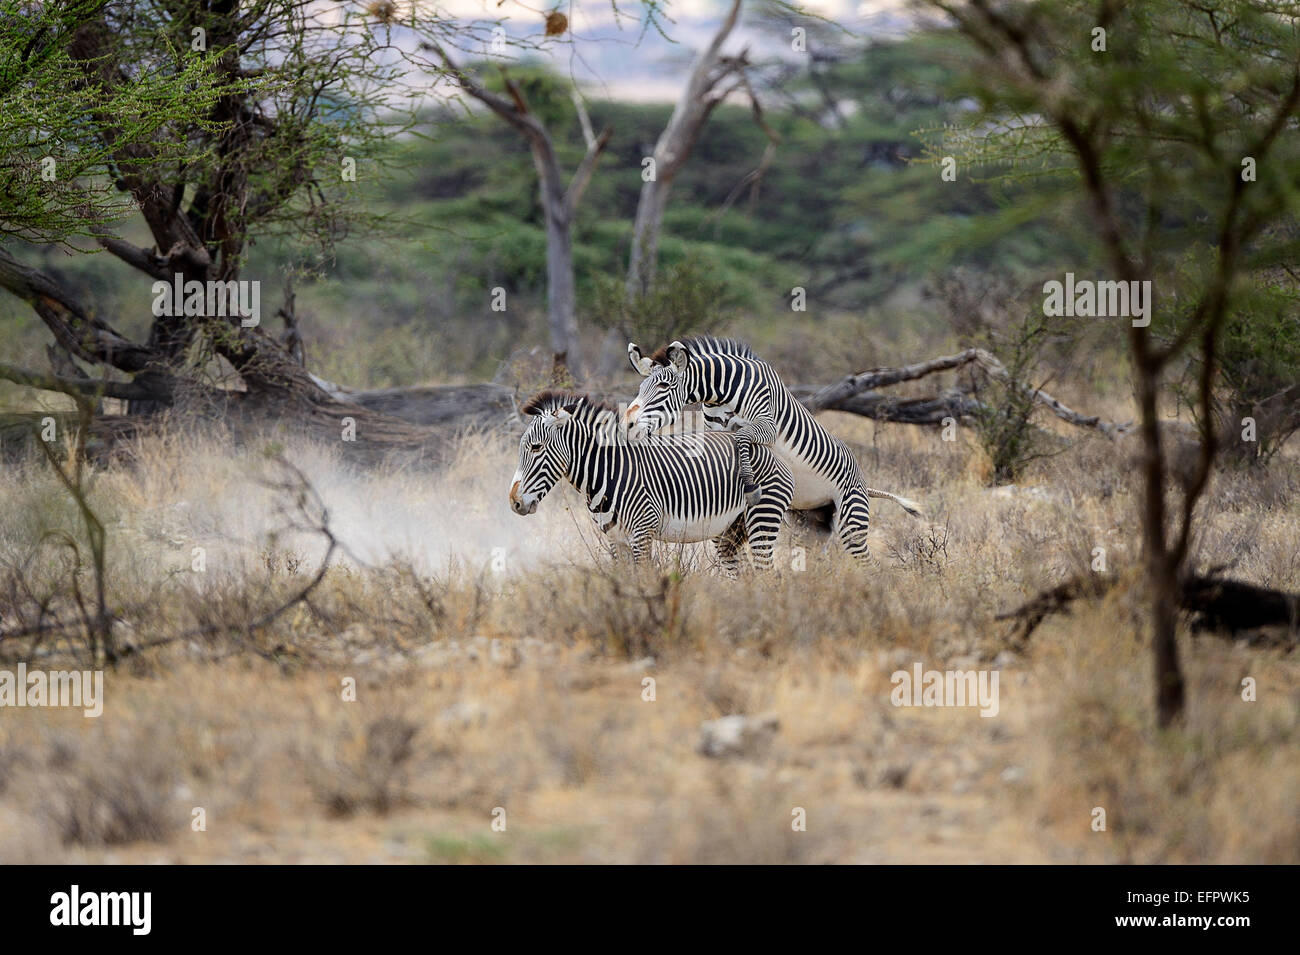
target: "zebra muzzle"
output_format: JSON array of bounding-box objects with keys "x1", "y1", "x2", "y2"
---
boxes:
[{"x1": 509, "y1": 480, "x2": 538, "y2": 515}]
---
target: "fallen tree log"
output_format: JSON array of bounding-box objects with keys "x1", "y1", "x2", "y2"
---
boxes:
[
  {"x1": 0, "y1": 344, "x2": 1128, "y2": 461},
  {"x1": 347, "y1": 383, "x2": 518, "y2": 430},
  {"x1": 0, "y1": 361, "x2": 169, "y2": 403},
  {"x1": 789, "y1": 385, "x2": 984, "y2": 424},
  {"x1": 805, "y1": 348, "x2": 1133, "y2": 438},
  {"x1": 997, "y1": 573, "x2": 1300, "y2": 648},
  {"x1": 346, "y1": 381, "x2": 992, "y2": 430},
  {"x1": 348, "y1": 381, "x2": 989, "y2": 431},
  {"x1": 0, "y1": 397, "x2": 455, "y2": 469},
  {"x1": 1181, "y1": 576, "x2": 1300, "y2": 637}
]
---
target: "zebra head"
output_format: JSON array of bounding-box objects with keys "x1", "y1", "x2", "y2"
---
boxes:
[
  {"x1": 626, "y1": 340, "x2": 690, "y2": 441},
  {"x1": 510, "y1": 392, "x2": 618, "y2": 515},
  {"x1": 510, "y1": 392, "x2": 577, "y2": 515}
]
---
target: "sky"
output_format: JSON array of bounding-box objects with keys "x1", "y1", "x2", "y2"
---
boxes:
[{"x1": 408, "y1": 0, "x2": 918, "y2": 101}]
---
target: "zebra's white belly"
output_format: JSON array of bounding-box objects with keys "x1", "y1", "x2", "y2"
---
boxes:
[
  {"x1": 659, "y1": 509, "x2": 741, "y2": 542},
  {"x1": 779, "y1": 442, "x2": 836, "y2": 509}
]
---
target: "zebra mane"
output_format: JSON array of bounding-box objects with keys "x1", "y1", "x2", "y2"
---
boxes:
[
  {"x1": 648, "y1": 335, "x2": 754, "y2": 365},
  {"x1": 520, "y1": 390, "x2": 618, "y2": 422}
]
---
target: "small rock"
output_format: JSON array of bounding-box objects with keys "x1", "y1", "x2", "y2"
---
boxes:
[
  {"x1": 879, "y1": 764, "x2": 911, "y2": 789},
  {"x1": 879, "y1": 648, "x2": 920, "y2": 671},
  {"x1": 697, "y1": 713, "x2": 780, "y2": 759},
  {"x1": 489, "y1": 638, "x2": 519, "y2": 668},
  {"x1": 622, "y1": 656, "x2": 655, "y2": 673},
  {"x1": 993, "y1": 650, "x2": 1019, "y2": 668},
  {"x1": 437, "y1": 700, "x2": 490, "y2": 729}
]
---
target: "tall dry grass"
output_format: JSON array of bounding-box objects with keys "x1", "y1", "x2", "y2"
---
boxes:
[{"x1": 0, "y1": 412, "x2": 1295, "y2": 863}]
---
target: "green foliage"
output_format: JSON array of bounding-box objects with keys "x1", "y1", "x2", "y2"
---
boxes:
[
  {"x1": 425, "y1": 832, "x2": 507, "y2": 864},
  {"x1": 592, "y1": 258, "x2": 740, "y2": 345},
  {"x1": 0, "y1": 1, "x2": 526, "y2": 257},
  {"x1": 931, "y1": 0, "x2": 1300, "y2": 466},
  {"x1": 480, "y1": 59, "x2": 577, "y2": 132},
  {"x1": 1212, "y1": 278, "x2": 1300, "y2": 462},
  {"x1": 7, "y1": 11, "x2": 1248, "y2": 394},
  {"x1": 269, "y1": 28, "x2": 1060, "y2": 381},
  {"x1": 970, "y1": 312, "x2": 1062, "y2": 485},
  {"x1": 0, "y1": 0, "x2": 230, "y2": 243},
  {"x1": 400, "y1": 28, "x2": 1070, "y2": 313}
]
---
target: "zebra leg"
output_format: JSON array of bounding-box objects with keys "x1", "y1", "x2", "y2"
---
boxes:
[
  {"x1": 734, "y1": 439, "x2": 761, "y2": 508},
  {"x1": 744, "y1": 474, "x2": 793, "y2": 571},
  {"x1": 712, "y1": 515, "x2": 746, "y2": 578},
  {"x1": 730, "y1": 416, "x2": 780, "y2": 508},
  {"x1": 834, "y1": 487, "x2": 873, "y2": 562},
  {"x1": 596, "y1": 511, "x2": 636, "y2": 564},
  {"x1": 628, "y1": 532, "x2": 653, "y2": 565}
]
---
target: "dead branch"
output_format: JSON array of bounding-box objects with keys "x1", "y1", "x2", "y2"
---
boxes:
[
  {"x1": 790, "y1": 384, "x2": 985, "y2": 424},
  {"x1": 4, "y1": 454, "x2": 345, "y2": 664},
  {"x1": 712, "y1": 71, "x2": 782, "y2": 218},
  {"x1": 0, "y1": 361, "x2": 168, "y2": 403},
  {"x1": 995, "y1": 574, "x2": 1117, "y2": 647},
  {"x1": 0, "y1": 247, "x2": 165, "y2": 375},
  {"x1": 997, "y1": 572, "x2": 1300, "y2": 648},
  {"x1": 32, "y1": 394, "x2": 113, "y2": 664},
  {"x1": 805, "y1": 347, "x2": 1132, "y2": 437}
]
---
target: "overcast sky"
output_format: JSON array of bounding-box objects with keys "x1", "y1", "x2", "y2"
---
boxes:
[{"x1": 418, "y1": 0, "x2": 917, "y2": 101}]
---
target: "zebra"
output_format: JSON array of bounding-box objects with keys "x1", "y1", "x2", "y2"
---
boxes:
[
  {"x1": 625, "y1": 336, "x2": 921, "y2": 561},
  {"x1": 509, "y1": 390, "x2": 794, "y2": 571}
]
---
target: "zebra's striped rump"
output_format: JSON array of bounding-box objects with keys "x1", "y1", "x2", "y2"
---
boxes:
[{"x1": 626, "y1": 338, "x2": 923, "y2": 562}]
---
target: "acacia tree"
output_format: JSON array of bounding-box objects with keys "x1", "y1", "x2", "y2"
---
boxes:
[
  {"x1": 0, "y1": 1, "x2": 545, "y2": 453},
  {"x1": 932, "y1": 0, "x2": 1300, "y2": 725}
]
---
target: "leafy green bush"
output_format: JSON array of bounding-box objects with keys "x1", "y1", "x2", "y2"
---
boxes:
[
  {"x1": 591, "y1": 258, "x2": 741, "y2": 346},
  {"x1": 1210, "y1": 281, "x2": 1300, "y2": 464},
  {"x1": 969, "y1": 315, "x2": 1061, "y2": 486}
]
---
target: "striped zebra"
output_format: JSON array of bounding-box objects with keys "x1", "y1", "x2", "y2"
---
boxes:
[
  {"x1": 625, "y1": 337, "x2": 921, "y2": 561},
  {"x1": 509, "y1": 391, "x2": 794, "y2": 571}
]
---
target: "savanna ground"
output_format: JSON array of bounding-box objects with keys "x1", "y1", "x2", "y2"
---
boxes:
[{"x1": 1, "y1": 385, "x2": 1296, "y2": 866}]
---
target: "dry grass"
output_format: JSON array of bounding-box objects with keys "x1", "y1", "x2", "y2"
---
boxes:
[{"x1": 0, "y1": 412, "x2": 1296, "y2": 864}]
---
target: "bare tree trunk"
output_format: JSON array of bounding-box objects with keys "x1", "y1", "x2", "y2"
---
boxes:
[
  {"x1": 543, "y1": 189, "x2": 580, "y2": 378},
  {"x1": 428, "y1": 44, "x2": 611, "y2": 382},
  {"x1": 1128, "y1": 353, "x2": 1182, "y2": 727},
  {"x1": 625, "y1": 0, "x2": 777, "y2": 300},
  {"x1": 626, "y1": 182, "x2": 671, "y2": 300}
]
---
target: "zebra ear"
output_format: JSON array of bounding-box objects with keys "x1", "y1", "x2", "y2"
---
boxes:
[
  {"x1": 552, "y1": 406, "x2": 575, "y2": 425},
  {"x1": 666, "y1": 341, "x2": 688, "y2": 374},
  {"x1": 628, "y1": 343, "x2": 653, "y2": 376}
]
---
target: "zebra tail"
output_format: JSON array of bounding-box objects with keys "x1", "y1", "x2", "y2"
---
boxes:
[{"x1": 865, "y1": 487, "x2": 923, "y2": 517}]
